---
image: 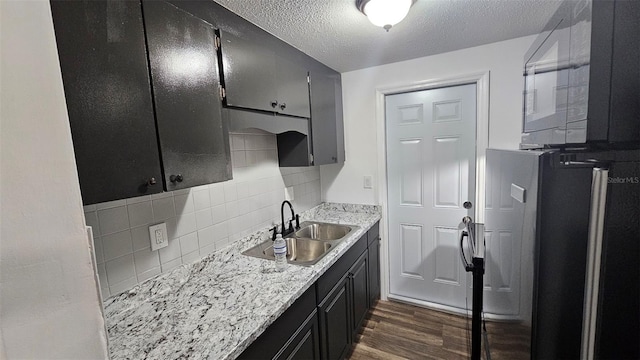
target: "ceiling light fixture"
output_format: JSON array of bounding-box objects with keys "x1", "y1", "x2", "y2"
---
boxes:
[{"x1": 356, "y1": 0, "x2": 412, "y2": 32}]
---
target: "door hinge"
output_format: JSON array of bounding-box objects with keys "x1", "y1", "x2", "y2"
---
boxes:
[
  {"x1": 307, "y1": 75, "x2": 310, "y2": 84},
  {"x1": 309, "y1": 153, "x2": 314, "y2": 165},
  {"x1": 219, "y1": 86, "x2": 226, "y2": 100},
  {"x1": 214, "y1": 35, "x2": 221, "y2": 51}
]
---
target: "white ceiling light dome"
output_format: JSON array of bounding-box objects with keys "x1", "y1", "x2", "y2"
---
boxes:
[{"x1": 357, "y1": 0, "x2": 413, "y2": 31}]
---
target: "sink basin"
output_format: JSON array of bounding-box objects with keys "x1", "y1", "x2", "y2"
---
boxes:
[
  {"x1": 294, "y1": 223, "x2": 352, "y2": 241},
  {"x1": 242, "y1": 237, "x2": 333, "y2": 266},
  {"x1": 241, "y1": 221, "x2": 358, "y2": 266},
  {"x1": 262, "y1": 237, "x2": 332, "y2": 262}
]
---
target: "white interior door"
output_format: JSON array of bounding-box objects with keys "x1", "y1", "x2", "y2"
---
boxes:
[{"x1": 386, "y1": 84, "x2": 476, "y2": 310}]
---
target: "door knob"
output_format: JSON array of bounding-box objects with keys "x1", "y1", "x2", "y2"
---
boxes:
[
  {"x1": 147, "y1": 177, "x2": 157, "y2": 186},
  {"x1": 271, "y1": 101, "x2": 278, "y2": 108},
  {"x1": 279, "y1": 103, "x2": 286, "y2": 110},
  {"x1": 463, "y1": 201, "x2": 473, "y2": 209},
  {"x1": 170, "y1": 174, "x2": 183, "y2": 183}
]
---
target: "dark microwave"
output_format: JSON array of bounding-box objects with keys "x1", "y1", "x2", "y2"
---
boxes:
[{"x1": 521, "y1": 0, "x2": 640, "y2": 149}]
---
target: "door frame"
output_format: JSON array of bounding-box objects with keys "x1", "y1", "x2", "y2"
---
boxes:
[{"x1": 375, "y1": 71, "x2": 490, "y2": 305}]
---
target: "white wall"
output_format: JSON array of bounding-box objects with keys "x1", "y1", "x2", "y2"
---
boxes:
[
  {"x1": 0, "y1": 1, "x2": 108, "y2": 358},
  {"x1": 321, "y1": 35, "x2": 536, "y2": 205}
]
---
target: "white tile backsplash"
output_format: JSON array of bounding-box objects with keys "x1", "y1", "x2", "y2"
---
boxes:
[
  {"x1": 159, "y1": 237, "x2": 182, "y2": 263},
  {"x1": 86, "y1": 131, "x2": 322, "y2": 299},
  {"x1": 105, "y1": 254, "x2": 135, "y2": 284},
  {"x1": 102, "y1": 230, "x2": 132, "y2": 261},
  {"x1": 152, "y1": 196, "x2": 175, "y2": 221},
  {"x1": 127, "y1": 201, "x2": 153, "y2": 228},
  {"x1": 192, "y1": 188, "x2": 211, "y2": 211},
  {"x1": 97, "y1": 206, "x2": 129, "y2": 235},
  {"x1": 179, "y1": 232, "x2": 199, "y2": 255}
]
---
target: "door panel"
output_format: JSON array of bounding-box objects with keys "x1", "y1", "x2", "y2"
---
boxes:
[
  {"x1": 399, "y1": 139, "x2": 423, "y2": 206},
  {"x1": 51, "y1": 0, "x2": 163, "y2": 204},
  {"x1": 400, "y1": 224, "x2": 424, "y2": 280},
  {"x1": 433, "y1": 227, "x2": 461, "y2": 285},
  {"x1": 318, "y1": 275, "x2": 351, "y2": 360},
  {"x1": 143, "y1": 1, "x2": 230, "y2": 190},
  {"x1": 387, "y1": 84, "x2": 476, "y2": 310},
  {"x1": 276, "y1": 55, "x2": 310, "y2": 118},
  {"x1": 434, "y1": 136, "x2": 462, "y2": 208},
  {"x1": 483, "y1": 149, "x2": 540, "y2": 317},
  {"x1": 219, "y1": 30, "x2": 277, "y2": 112}
]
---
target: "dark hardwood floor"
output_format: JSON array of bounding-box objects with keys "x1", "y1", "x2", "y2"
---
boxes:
[{"x1": 349, "y1": 300, "x2": 530, "y2": 360}]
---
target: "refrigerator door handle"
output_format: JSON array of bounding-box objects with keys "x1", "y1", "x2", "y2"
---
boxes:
[
  {"x1": 460, "y1": 230, "x2": 473, "y2": 271},
  {"x1": 580, "y1": 167, "x2": 609, "y2": 360}
]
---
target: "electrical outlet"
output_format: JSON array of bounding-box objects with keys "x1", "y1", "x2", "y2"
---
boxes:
[
  {"x1": 149, "y1": 222, "x2": 168, "y2": 251},
  {"x1": 363, "y1": 175, "x2": 373, "y2": 189},
  {"x1": 284, "y1": 186, "x2": 294, "y2": 201}
]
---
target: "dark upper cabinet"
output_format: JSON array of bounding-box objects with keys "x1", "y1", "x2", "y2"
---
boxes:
[
  {"x1": 52, "y1": 0, "x2": 231, "y2": 204},
  {"x1": 219, "y1": 31, "x2": 276, "y2": 115},
  {"x1": 51, "y1": 0, "x2": 163, "y2": 204},
  {"x1": 219, "y1": 30, "x2": 311, "y2": 118},
  {"x1": 143, "y1": 1, "x2": 231, "y2": 191},
  {"x1": 309, "y1": 72, "x2": 345, "y2": 164},
  {"x1": 276, "y1": 56, "x2": 312, "y2": 118}
]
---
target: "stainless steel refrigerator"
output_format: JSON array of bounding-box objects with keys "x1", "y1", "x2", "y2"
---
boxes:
[{"x1": 483, "y1": 148, "x2": 640, "y2": 359}]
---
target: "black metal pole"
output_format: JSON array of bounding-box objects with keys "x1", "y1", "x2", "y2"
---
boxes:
[{"x1": 471, "y1": 256, "x2": 484, "y2": 360}]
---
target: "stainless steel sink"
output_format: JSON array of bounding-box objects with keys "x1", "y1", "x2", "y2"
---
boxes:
[
  {"x1": 294, "y1": 223, "x2": 352, "y2": 241},
  {"x1": 242, "y1": 221, "x2": 358, "y2": 266}
]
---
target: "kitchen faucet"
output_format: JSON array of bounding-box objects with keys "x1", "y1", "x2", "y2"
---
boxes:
[{"x1": 277, "y1": 200, "x2": 300, "y2": 239}]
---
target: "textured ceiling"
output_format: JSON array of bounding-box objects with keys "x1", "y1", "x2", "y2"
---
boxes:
[{"x1": 212, "y1": 0, "x2": 562, "y2": 73}]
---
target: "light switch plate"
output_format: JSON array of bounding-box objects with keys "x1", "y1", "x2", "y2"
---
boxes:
[
  {"x1": 149, "y1": 222, "x2": 168, "y2": 251},
  {"x1": 363, "y1": 175, "x2": 373, "y2": 189}
]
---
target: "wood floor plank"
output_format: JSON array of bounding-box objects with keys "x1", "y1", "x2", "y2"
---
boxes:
[{"x1": 348, "y1": 300, "x2": 531, "y2": 360}]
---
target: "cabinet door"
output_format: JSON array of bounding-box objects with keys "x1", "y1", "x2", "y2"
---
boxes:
[
  {"x1": 368, "y1": 236, "x2": 381, "y2": 305},
  {"x1": 318, "y1": 274, "x2": 351, "y2": 360},
  {"x1": 309, "y1": 72, "x2": 344, "y2": 164},
  {"x1": 349, "y1": 251, "x2": 369, "y2": 336},
  {"x1": 219, "y1": 30, "x2": 278, "y2": 113},
  {"x1": 276, "y1": 56, "x2": 311, "y2": 118},
  {"x1": 51, "y1": 0, "x2": 163, "y2": 204},
  {"x1": 276, "y1": 310, "x2": 321, "y2": 360},
  {"x1": 143, "y1": 1, "x2": 230, "y2": 191}
]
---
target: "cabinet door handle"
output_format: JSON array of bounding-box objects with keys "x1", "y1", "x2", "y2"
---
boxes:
[
  {"x1": 279, "y1": 103, "x2": 286, "y2": 111},
  {"x1": 170, "y1": 174, "x2": 184, "y2": 183},
  {"x1": 147, "y1": 177, "x2": 157, "y2": 186},
  {"x1": 271, "y1": 101, "x2": 278, "y2": 108}
]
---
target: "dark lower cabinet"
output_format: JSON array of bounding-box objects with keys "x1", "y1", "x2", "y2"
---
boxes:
[
  {"x1": 368, "y1": 236, "x2": 381, "y2": 305},
  {"x1": 349, "y1": 252, "x2": 369, "y2": 338},
  {"x1": 239, "y1": 286, "x2": 318, "y2": 360},
  {"x1": 240, "y1": 221, "x2": 381, "y2": 360},
  {"x1": 318, "y1": 274, "x2": 352, "y2": 360},
  {"x1": 276, "y1": 310, "x2": 320, "y2": 360}
]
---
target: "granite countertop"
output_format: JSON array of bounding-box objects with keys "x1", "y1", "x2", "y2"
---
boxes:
[{"x1": 104, "y1": 203, "x2": 381, "y2": 360}]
